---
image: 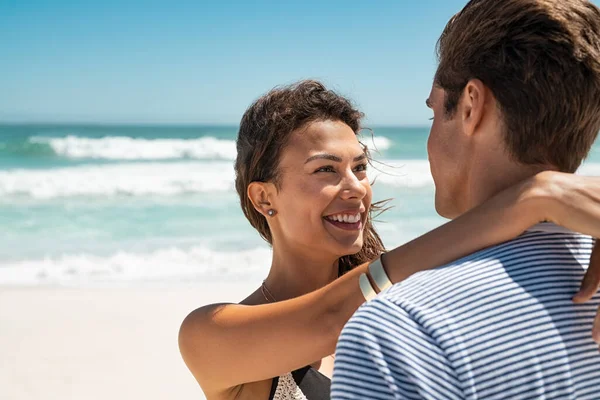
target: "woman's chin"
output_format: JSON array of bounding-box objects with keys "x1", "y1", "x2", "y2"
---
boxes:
[
  {"x1": 319, "y1": 234, "x2": 363, "y2": 258},
  {"x1": 337, "y1": 241, "x2": 364, "y2": 257}
]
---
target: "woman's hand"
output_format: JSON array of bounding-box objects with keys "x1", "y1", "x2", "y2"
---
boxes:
[
  {"x1": 529, "y1": 171, "x2": 600, "y2": 342},
  {"x1": 532, "y1": 171, "x2": 600, "y2": 239},
  {"x1": 573, "y1": 241, "x2": 600, "y2": 342}
]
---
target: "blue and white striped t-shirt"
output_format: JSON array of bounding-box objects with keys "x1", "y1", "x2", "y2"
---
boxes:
[{"x1": 332, "y1": 224, "x2": 600, "y2": 399}]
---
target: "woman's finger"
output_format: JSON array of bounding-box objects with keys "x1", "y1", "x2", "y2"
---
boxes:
[{"x1": 573, "y1": 241, "x2": 600, "y2": 303}]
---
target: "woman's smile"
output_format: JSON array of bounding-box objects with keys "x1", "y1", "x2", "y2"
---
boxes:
[{"x1": 323, "y1": 209, "x2": 365, "y2": 231}]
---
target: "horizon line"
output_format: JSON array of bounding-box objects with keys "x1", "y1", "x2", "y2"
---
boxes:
[{"x1": 0, "y1": 120, "x2": 431, "y2": 129}]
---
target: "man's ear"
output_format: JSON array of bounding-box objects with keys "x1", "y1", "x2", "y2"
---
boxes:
[
  {"x1": 461, "y1": 79, "x2": 488, "y2": 137},
  {"x1": 247, "y1": 181, "x2": 277, "y2": 217}
]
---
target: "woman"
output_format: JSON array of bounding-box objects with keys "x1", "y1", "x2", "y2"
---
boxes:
[{"x1": 179, "y1": 80, "x2": 600, "y2": 400}]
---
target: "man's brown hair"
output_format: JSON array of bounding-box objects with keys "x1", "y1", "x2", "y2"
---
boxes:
[{"x1": 436, "y1": 0, "x2": 600, "y2": 172}]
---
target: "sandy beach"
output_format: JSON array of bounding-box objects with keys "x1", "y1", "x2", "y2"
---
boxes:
[{"x1": 0, "y1": 283, "x2": 256, "y2": 400}]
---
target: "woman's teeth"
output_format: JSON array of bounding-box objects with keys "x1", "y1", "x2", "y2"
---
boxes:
[{"x1": 326, "y1": 213, "x2": 361, "y2": 223}]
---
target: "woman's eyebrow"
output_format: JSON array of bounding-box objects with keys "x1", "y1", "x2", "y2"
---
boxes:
[
  {"x1": 305, "y1": 154, "x2": 342, "y2": 163},
  {"x1": 304, "y1": 153, "x2": 366, "y2": 164}
]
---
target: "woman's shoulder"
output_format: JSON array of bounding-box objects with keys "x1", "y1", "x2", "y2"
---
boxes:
[
  {"x1": 180, "y1": 286, "x2": 263, "y2": 337},
  {"x1": 178, "y1": 290, "x2": 271, "y2": 397}
]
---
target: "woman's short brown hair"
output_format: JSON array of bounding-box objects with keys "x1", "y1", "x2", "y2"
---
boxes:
[
  {"x1": 436, "y1": 0, "x2": 600, "y2": 172},
  {"x1": 234, "y1": 80, "x2": 385, "y2": 273}
]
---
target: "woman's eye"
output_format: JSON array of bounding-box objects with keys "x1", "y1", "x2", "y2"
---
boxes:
[
  {"x1": 354, "y1": 163, "x2": 368, "y2": 172},
  {"x1": 315, "y1": 166, "x2": 335, "y2": 173}
]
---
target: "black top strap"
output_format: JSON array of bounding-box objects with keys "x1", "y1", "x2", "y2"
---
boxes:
[{"x1": 269, "y1": 366, "x2": 331, "y2": 399}]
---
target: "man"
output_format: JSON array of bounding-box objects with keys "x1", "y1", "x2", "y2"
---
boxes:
[{"x1": 332, "y1": 0, "x2": 600, "y2": 398}]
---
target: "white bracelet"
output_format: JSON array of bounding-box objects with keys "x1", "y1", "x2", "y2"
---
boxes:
[
  {"x1": 368, "y1": 256, "x2": 393, "y2": 292},
  {"x1": 358, "y1": 273, "x2": 377, "y2": 301}
]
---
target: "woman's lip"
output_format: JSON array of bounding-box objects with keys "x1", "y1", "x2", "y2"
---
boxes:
[{"x1": 323, "y1": 218, "x2": 363, "y2": 231}]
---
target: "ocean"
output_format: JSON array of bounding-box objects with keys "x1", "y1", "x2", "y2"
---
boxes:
[{"x1": 1, "y1": 124, "x2": 599, "y2": 286}]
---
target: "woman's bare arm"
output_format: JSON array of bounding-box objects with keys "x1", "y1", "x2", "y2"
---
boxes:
[{"x1": 178, "y1": 171, "x2": 600, "y2": 397}]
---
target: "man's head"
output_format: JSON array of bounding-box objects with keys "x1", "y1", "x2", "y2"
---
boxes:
[{"x1": 427, "y1": 0, "x2": 600, "y2": 218}]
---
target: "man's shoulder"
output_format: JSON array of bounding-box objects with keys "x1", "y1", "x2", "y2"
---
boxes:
[
  {"x1": 335, "y1": 231, "x2": 598, "y2": 400},
  {"x1": 379, "y1": 228, "x2": 593, "y2": 311},
  {"x1": 337, "y1": 228, "x2": 595, "y2": 372}
]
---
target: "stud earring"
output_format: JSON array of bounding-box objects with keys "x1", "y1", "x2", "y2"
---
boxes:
[{"x1": 267, "y1": 209, "x2": 276, "y2": 216}]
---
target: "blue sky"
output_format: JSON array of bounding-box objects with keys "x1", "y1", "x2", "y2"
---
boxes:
[{"x1": 0, "y1": 1, "x2": 530, "y2": 125}]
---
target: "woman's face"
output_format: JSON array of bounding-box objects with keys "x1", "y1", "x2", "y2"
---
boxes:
[{"x1": 270, "y1": 120, "x2": 372, "y2": 259}]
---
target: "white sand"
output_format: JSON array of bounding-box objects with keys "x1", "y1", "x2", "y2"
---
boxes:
[{"x1": 0, "y1": 283, "x2": 256, "y2": 400}]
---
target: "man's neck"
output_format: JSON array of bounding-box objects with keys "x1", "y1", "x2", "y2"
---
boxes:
[{"x1": 464, "y1": 156, "x2": 551, "y2": 214}]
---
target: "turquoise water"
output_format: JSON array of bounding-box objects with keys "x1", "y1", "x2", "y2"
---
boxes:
[{"x1": 1, "y1": 124, "x2": 598, "y2": 285}]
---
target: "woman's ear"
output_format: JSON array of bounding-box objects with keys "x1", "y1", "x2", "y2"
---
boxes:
[{"x1": 247, "y1": 182, "x2": 276, "y2": 217}]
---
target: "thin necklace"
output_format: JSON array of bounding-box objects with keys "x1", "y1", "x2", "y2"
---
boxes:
[{"x1": 261, "y1": 280, "x2": 277, "y2": 303}]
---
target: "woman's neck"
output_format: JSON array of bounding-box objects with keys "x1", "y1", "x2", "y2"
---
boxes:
[{"x1": 263, "y1": 245, "x2": 340, "y2": 302}]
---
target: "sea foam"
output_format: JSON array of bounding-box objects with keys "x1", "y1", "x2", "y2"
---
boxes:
[
  {"x1": 0, "y1": 162, "x2": 236, "y2": 198},
  {"x1": 30, "y1": 135, "x2": 238, "y2": 160},
  {"x1": 0, "y1": 246, "x2": 272, "y2": 286}
]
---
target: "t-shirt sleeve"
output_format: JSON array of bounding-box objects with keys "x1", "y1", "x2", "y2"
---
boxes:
[{"x1": 331, "y1": 297, "x2": 463, "y2": 400}]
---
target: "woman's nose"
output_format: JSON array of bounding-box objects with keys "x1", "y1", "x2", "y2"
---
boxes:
[{"x1": 340, "y1": 171, "x2": 367, "y2": 200}]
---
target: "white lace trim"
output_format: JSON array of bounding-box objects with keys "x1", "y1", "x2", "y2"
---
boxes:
[{"x1": 272, "y1": 372, "x2": 308, "y2": 400}]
